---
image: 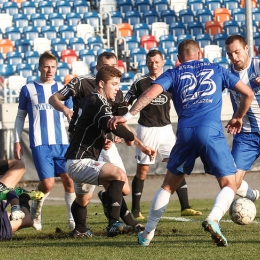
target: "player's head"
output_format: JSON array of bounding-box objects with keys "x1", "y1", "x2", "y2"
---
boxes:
[
  {"x1": 177, "y1": 40, "x2": 202, "y2": 64},
  {"x1": 146, "y1": 50, "x2": 165, "y2": 78},
  {"x1": 225, "y1": 34, "x2": 250, "y2": 71},
  {"x1": 38, "y1": 51, "x2": 57, "y2": 84},
  {"x1": 96, "y1": 52, "x2": 118, "y2": 71},
  {"x1": 96, "y1": 66, "x2": 122, "y2": 100}
]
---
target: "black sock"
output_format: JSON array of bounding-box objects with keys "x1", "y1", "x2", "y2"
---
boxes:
[
  {"x1": 120, "y1": 197, "x2": 138, "y2": 227},
  {"x1": 6, "y1": 190, "x2": 18, "y2": 203},
  {"x1": 19, "y1": 193, "x2": 30, "y2": 211},
  {"x1": 131, "y1": 176, "x2": 144, "y2": 213},
  {"x1": 176, "y1": 178, "x2": 190, "y2": 211},
  {"x1": 106, "y1": 180, "x2": 124, "y2": 226},
  {"x1": 0, "y1": 182, "x2": 7, "y2": 191},
  {"x1": 71, "y1": 200, "x2": 87, "y2": 233}
]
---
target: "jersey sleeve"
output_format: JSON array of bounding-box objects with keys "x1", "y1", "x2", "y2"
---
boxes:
[
  {"x1": 58, "y1": 77, "x2": 80, "y2": 99},
  {"x1": 124, "y1": 80, "x2": 138, "y2": 105},
  {"x1": 152, "y1": 70, "x2": 173, "y2": 91},
  {"x1": 18, "y1": 86, "x2": 28, "y2": 111},
  {"x1": 221, "y1": 66, "x2": 240, "y2": 90}
]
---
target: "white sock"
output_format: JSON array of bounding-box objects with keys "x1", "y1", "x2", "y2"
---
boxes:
[
  {"x1": 208, "y1": 186, "x2": 235, "y2": 222},
  {"x1": 34, "y1": 186, "x2": 50, "y2": 213},
  {"x1": 237, "y1": 180, "x2": 257, "y2": 201},
  {"x1": 65, "y1": 191, "x2": 76, "y2": 222},
  {"x1": 145, "y1": 188, "x2": 171, "y2": 235}
]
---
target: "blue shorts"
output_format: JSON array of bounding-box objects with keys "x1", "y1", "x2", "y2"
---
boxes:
[
  {"x1": 31, "y1": 144, "x2": 69, "y2": 181},
  {"x1": 167, "y1": 126, "x2": 237, "y2": 178},
  {"x1": 0, "y1": 201, "x2": 12, "y2": 240},
  {"x1": 231, "y1": 132, "x2": 260, "y2": 171}
]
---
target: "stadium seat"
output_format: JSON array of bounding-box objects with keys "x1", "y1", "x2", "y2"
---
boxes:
[
  {"x1": 231, "y1": 8, "x2": 245, "y2": 26},
  {"x1": 73, "y1": 0, "x2": 90, "y2": 18},
  {"x1": 5, "y1": 26, "x2": 22, "y2": 43},
  {"x1": 69, "y1": 37, "x2": 86, "y2": 55},
  {"x1": 170, "y1": 0, "x2": 187, "y2": 14},
  {"x1": 16, "y1": 63, "x2": 34, "y2": 78},
  {"x1": 0, "y1": 13, "x2": 13, "y2": 34},
  {"x1": 13, "y1": 14, "x2": 29, "y2": 32},
  {"x1": 129, "y1": 47, "x2": 147, "y2": 69},
  {"x1": 195, "y1": 33, "x2": 212, "y2": 48},
  {"x1": 56, "y1": 0, "x2": 72, "y2": 19},
  {"x1": 179, "y1": 9, "x2": 196, "y2": 26},
  {"x1": 56, "y1": 62, "x2": 71, "y2": 82},
  {"x1": 117, "y1": 0, "x2": 134, "y2": 13},
  {"x1": 65, "y1": 13, "x2": 81, "y2": 29},
  {"x1": 99, "y1": 0, "x2": 117, "y2": 19},
  {"x1": 79, "y1": 49, "x2": 96, "y2": 67},
  {"x1": 51, "y1": 38, "x2": 68, "y2": 56},
  {"x1": 138, "y1": 60, "x2": 149, "y2": 74},
  {"x1": 21, "y1": 2, "x2": 37, "y2": 17},
  {"x1": 0, "y1": 39, "x2": 14, "y2": 57},
  {"x1": 117, "y1": 59, "x2": 126, "y2": 73},
  {"x1": 89, "y1": 61, "x2": 97, "y2": 75},
  {"x1": 188, "y1": 0, "x2": 204, "y2": 12},
  {"x1": 87, "y1": 36, "x2": 104, "y2": 54},
  {"x1": 133, "y1": 23, "x2": 151, "y2": 42},
  {"x1": 163, "y1": 58, "x2": 175, "y2": 72},
  {"x1": 151, "y1": 22, "x2": 169, "y2": 42},
  {"x1": 125, "y1": 10, "x2": 142, "y2": 25},
  {"x1": 71, "y1": 61, "x2": 90, "y2": 75},
  {"x1": 83, "y1": 11, "x2": 100, "y2": 32},
  {"x1": 135, "y1": 0, "x2": 151, "y2": 15},
  {"x1": 177, "y1": 34, "x2": 193, "y2": 44},
  {"x1": 253, "y1": 32, "x2": 260, "y2": 48},
  {"x1": 213, "y1": 57, "x2": 230, "y2": 69},
  {"x1": 223, "y1": 20, "x2": 241, "y2": 35},
  {"x1": 30, "y1": 13, "x2": 47, "y2": 29},
  {"x1": 26, "y1": 75, "x2": 39, "y2": 84},
  {"x1": 187, "y1": 21, "x2": 205, "y2": 36},
  {"x1": 61, "y1": 49, "x2": 78, "y2": 65},
  {"x1": 214, "y1": 8, "x2": 231, "y2": 26},
  {"x1": 49, "y1": 13, "x2": 65, "y2": 31},
  {"x1": 41, "y1": 26, "x2": 58, "y2": 41},
  {"x1": 153, "y1": 0, "x2": 169, "y2": 14},
  {"x1": 143, "y1": 10, "x2": 160, "y2": 25},
  {"x1": 205, "y1": 0, "x2": 222, "y2": 13},
  {"x1": 122, "y1": 36, "x2": 140, "y2": 57},
  {"x1": 167, "y1": 46, "x2": 178, "y2": 63},
  {"x1": 240, "y1": 0, "x2": 258, "y2": 8},
  {"x1": 241, "y1": 20, "x2": 258, "y2": 34},
  {"x1": 213, "y1": 32, "x2": 229, "y2": 48},
  {"x1": 59, "y1": 25, "x2": 76, "y2": 43},
  {"x1": 15, "y1": 39, "x2": 32, "y2": 55},
  {"x1": 223, "y1": 0, "x2": 240, "y2": 10},
  {"x1": 0, "y1": 64, "x2": 15, "y2": 77},
  {"x1": 6, "y1": 51, "x2": 23, "y2": 70},
  {"x1": 106, "y1": 11, "x2": 124, "y2": 26},
  {"x1": 3, "y1": 2, "x2": 19, "y2": 16},
  {"x1": 160, "y1": 10, "x2": 178, "y2": 24},
  {"x1": 25, "y1": 51, "x2": 40, "y2": 65},
  {"x1": 121, "y1": 71, "x2": 135, "y2": 83},
  {"x1": 140, "y1": 35, "x2": 158, "y2": 51},
  {"x1": 196, "y1": 9, "x2": 213, "y2": 24},
  {"x1": 33, "y1": 38, "x2": 51, "y2": 54},
  {"x1": 169, "y1": 22, "x2": 187, "y2": 40},
  {"x1": 116, "y1": 23, "x2": 133, "y2": 38},
  {"x1": 203, "y1": 44, "x2": 222, "y2": 62},
  {"x1": 37, "y1": 1, "x2": 54, "y2": 18},
  {"x1": 159, "y1": 34, "x2": 177, "y2": 53},
  {"x1": 252, "y1": 7, "x2": 260, "y2": 21},
  {"x1": 5, "y1": 75, "x2": 26, "y2": 103},
  {"x1": 76, "y1": 24, "x2": 95, "y2": 43},
  {"x1": 205, "y1": 21, "x2": 223, "y2": 36}
]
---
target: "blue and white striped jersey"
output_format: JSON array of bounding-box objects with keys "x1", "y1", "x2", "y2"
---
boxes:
[
  {"x1": 229, "y1": 58, "x2": 260, "y2": 132},
  {"x1": 18, "y1": 81, "x2": 72, "y2": 148}
]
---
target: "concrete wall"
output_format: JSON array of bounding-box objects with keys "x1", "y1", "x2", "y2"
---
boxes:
[{"x1": 1, "y1": 94, "x2": 260, "y2": 181}]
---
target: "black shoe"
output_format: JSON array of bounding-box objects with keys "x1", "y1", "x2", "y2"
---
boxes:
[
  {"x1": 70, "y1": 229, "x2": 93, "y2": 238},
  {"x1": 98, "y1": 190, "x2": 109, "y2": 219}
]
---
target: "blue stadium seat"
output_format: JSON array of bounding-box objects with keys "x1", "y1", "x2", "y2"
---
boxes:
[
  {"x1": 23, "y1": 26, "x2": 40, "y2": 44},
  {"x1": 117, "y1": 0, "x2": 134, "y2": 13},
  {"x1": 66, "y1": 13, "x2": 82, "y2": 28},
  {"x1": 177, "y1": 34, "x2": 193, "y2": 44},
  {"x1": 187, "y1": 21, "x2": 205, "y2": 36},
  {"x1": 135, "y1": 0, "x2": 151, "y2": 15},
  {"x1": 59, "y1": 25, "x2": 76, "y2": 43},
  {"x1": 56, "y1": 1, "x2": 72, "y2": 19},
  {"x1": 167, "y1": 46, "x2": 178, "y2": 62},
  {"x1": 196, "y1": 8, "x2": 213, "y2": 23},
  {"x1": 213, "y1": 32, "x2": 229, "y2": 48},
  {"x1": 253, "y1": 32, "x2": 260, "y2": 48},
  {"x1": 143, "y1": 10, "x2": 160, "y2": 25},
  {"x1": 30, "y1": 13, "x2": 47, "y2": 29},
  {"x1": 27, "y1": 75, "x2": 39, "y2": 84},
  {"x1": 73, "y1": 0, "x2": 90, "y2": 18},
  {"x1": 163, "y1": 58, "x2": 175, "y2": 71},
  {"x1": 223, "y1": 0, "x2": 240, "y2": 10},
  {"x1": 15, "y1": 39, "x2": 32, "y2": 55},
  {"x1": 223, "y1": 20, "x2": 241, "y2": 35},
  {"x1": 122, "y1": 36, "x2": 140, "y2": 57},
  {"x1": 129, "y1": 47, "x2": 147, "y2": 69},
  {"x1": 159, "y1": 35, "x2": 177, "y2": 54},
  {"x1": 205, "y1": 0, "x2": 222, "y2": 12},
  {"x1": 241, "y1": 20, "x2": 258, "y2": 34},
  {"x1": 133, "y1": 23, "x2": 151, "y2": 41},
  {"x1": 0, "y1": 64, "x2": 15, "y2": 77},
  {"x1": 79, "y1": 49, "x2": 96, "y2": 67},
  {"x1": 13, "y1": 14, "x2": 29, "y2": 32},
  {"x1": 213, "y1": 57, "x2": 230, "y2": 69},
  {"x1": 37, "y1": 1, "x2": 54, "y2": 18},
  {"x1": 41, "y1": 26, "x2": 58, "y2": 40},
  {"x1": 231, "y1": 8, "x2": 245, "y2": 25},
  {"x1": 21, "y1": 2, "x2": 37, "y2": 17},
  {"x1": 25, "y1": 51, "x2": 40, "y2": 65},
  {"x1": 84, "y1": 11, "x2": 100, "y2": 32},
  {"x1": 48, "y1": 13, "x2": 65, "y2": 31},
  {"x1": 160, "y1": 10, "x2": 178, "y2": 24},
  {"x1": 89, "y1": 61, "x2": 97, "y2": 75},
  {"x1": 5, "y1": 26, "x2": 22, "y2": 43},
  {"x1": 125, "y1": 10, "x2": 142, "y2": 25},
  {"x1": 16, "y1": 63, "x2": 34, "y2": 78},
  {"x1": 51, "y1": 38, "x2": 68, "y2": 55},
  {"x1": 170, "y1": 22, "x2": 187, "y2": 39},
  {"x1": 106, "y1": 11, "x2": 124, "y2": 25},
  {"x1": 188, "y1": 0, "x2": 204, "y2": 12},
  {"x1": 179, "y1": 9, "x2": 195, "y2": 26},
  {"x1": 138, "y1": 60, "x2": 149, "y2": 74},
  {"x1": 195, "y1": 33, "x2": 212, "y2": 48},
  {"x1": 121, "y1": 71, "x2": 135, "y2": 83},
  {"x1": 87, "y1": 36, "x2": 104, "y2": 54},
  {"x1": 3, "y1": 2, "x2": 19, "y2": 16},
  {"x1": 69, "y1": 37, "x2": 86, "y2": 54},
  {"x1": 56, "y1": 62, "x2": 71, "y2": 81},
  {"x1": 6, "y1": 51, "x2": 23, "y2": 70},
  {"x1": 153, "y1": 0, "x2": 169, "y2": 14}
]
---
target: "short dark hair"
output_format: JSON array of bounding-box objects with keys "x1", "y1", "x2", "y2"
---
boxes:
[
  {"x1": 97, "y1": 51, "x2": 117, "y2": 66},
  {"x1": 225, "y1": 34, "x2": 247, "y2": 47},
  {"x1": 39, "y1": 51, "x2": 57, "y2": 67},
  {"x1": 177, "y1": 40, "x2": 200, "y2": 61},
  {"x1": 95, "y1": 66, "x2": 122, "y2": 85},
  {"x1": 146, "y1": 49, "x2": 164, "y2": 62}
]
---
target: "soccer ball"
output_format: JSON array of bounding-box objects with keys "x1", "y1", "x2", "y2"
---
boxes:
[{"x1": 229, "y1": 198, "x2": 256, "y2": 225}]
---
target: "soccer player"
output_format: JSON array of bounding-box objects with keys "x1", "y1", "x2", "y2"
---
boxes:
[
  {"x1": 65, "y1": 66, "x2": 155, "y2": 237},
  {"x1": 125, "y1": 49, "x2": 202, "y2": 219},
  {"x1": 108, "y1": 40, "x2": 254, "y2": 246},
  {"x1": 225, "y1": 35, "x2": 260, "y2": 201},
  {"x1": 49, "y1": 52, "x2": 144, "y2": 234},
  {"x1": 0, "y1": 159, "x2": 44, "y2": 240},
  {"x1": 13, "y1": 51, "x2": 76, "y2": 231}
]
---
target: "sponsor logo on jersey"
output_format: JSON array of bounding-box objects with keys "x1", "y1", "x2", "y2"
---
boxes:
[
  {"x1": 151, "y1": 94, "x2": 168, "y2": 105},
  {"x1": 35, "y1": 103, "x2": 54, "y2": 110}
]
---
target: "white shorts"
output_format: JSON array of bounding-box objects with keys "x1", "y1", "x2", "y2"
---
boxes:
[
  {"x1": 136, "y1": 124, "x2": 176, "y2": 165},
  {"x1": 98, "y1": 142, "x2": 126, "y2": 171},
  {"x1": 66, "y1": 159, "x2": 106, "y2": 194}
]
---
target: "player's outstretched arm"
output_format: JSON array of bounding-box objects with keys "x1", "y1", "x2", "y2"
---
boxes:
[{"x1": 133, "y1": 136, "x2": 156, "y2": 161}]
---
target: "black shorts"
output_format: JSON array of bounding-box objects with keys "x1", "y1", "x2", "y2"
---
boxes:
[
  {"x1": 0, "y1": 160, "x2": 8, "y2": 176},
  {"x1": 0, "y1": 201, "x2": 12, "y2": 240}
]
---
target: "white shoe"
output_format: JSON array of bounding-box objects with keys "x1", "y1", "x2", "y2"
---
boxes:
[
  {"x1": 254, "y1": 189, "x2": 259, "y2": 201},
  {"x1": 68, "y1": 220, "x2": 75, "y2": 230},
  {"x1": 10, "y1": 205, "x2": 25, "y2": 220},
  {"x1": 31, "y1": 200, "x2": 42, "y2": 231}
]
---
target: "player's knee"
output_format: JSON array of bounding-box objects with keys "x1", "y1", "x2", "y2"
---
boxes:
[{"x1": 76, "y1": 193, "x2": 93, "y2": 207}]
